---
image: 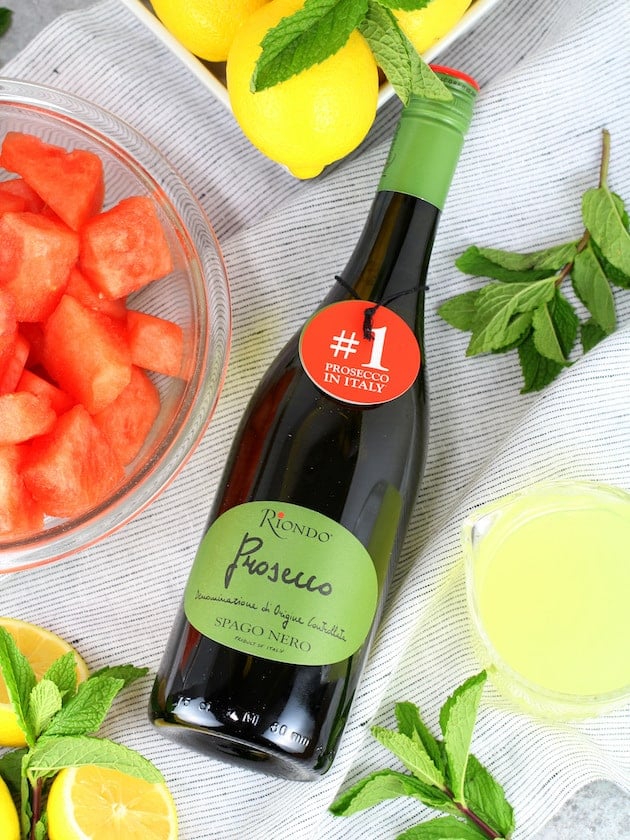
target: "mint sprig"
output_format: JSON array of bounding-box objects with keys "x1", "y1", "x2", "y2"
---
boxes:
[
  {"x1": 330, "y1": 672, "x2": 515, "y2": 839},
  {"x1": 439, "y1": 130, "x2": 630, "y2": 393},
  {"x1": 252, "y1": 0, "x2": 452, "y2": 104},
  {"x1": 0, "y1": 626, "x2": 153, "y2": 839}
]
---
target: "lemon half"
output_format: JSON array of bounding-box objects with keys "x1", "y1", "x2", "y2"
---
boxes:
[
  {"x1": 0, "y1": 617, "x2": 89, "y2": 747},
  {"x1": 47, "y1": 765, "x2": 178, "y2": 840}
]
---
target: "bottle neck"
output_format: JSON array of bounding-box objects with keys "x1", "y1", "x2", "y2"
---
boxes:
[
  {"x1": 326, "y1": 191, "x2": 440, "y2": 331},
  {"x1": 325, "y1": 71, "x2": 475, "y2": 331}
]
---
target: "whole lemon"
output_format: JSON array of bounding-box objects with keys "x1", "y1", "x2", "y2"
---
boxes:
[
  {"x1": 0, "y1": 776, "x2": 19, "y2": 840},
  {"x1": 151, "y1": 0, "x2": 270, "y2": 63},
  {"x1": 227, "y1": 0, "x2": 379, "y2": 179},
  {"x1": 395, "y1": 0, "x2": 473, "y2": 54}
]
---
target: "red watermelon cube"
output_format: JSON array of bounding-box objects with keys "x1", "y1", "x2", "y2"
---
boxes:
[
  {"x1": 42, "y1": 294, "x2": 132, "y2": 414},
  {"x1": 0, "y1": 132, "x2": 104, "y2": 231},
  {"x1": 0, "y1": 177, "x2": 45, "y2": 213},
  {"x1": 126, "y1": 309, "x2": 185, "y2": 378},
  {"x1": 0, "y1": 332, "x2": 29, "y2": 395},
  {"x1": 0, "y1": 392, "x2": 56, "y2": 445},
  {"x1": 65, "y1": 266, "x2": 127, "y2": 321},
  {"x1": 79, "y1": 196, "x2": 173, "y2": 299},
  {"x1": 0, "y1": 288, "x2": 18, "y2": 379},
  {"x1": 0, "y1": 445, "x2": 43, "y2": 535},
  {"x1": 93, "y1": 366, "x2": 161, "y2": 465},
  {"x1": 16, "y1": 369, "x2": 75, "y2": 416},
  {"x1": 0, "y1": 192, "x2": 26, "y2": 213},
  {"x1": 0, "y1": 211, "x2": 79, "y2": 321},
  {"x1": 21, "y1": 404, "x2": 125, "y2": 518}
]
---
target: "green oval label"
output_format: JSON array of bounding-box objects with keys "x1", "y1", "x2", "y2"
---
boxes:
[{"x1": 184, "y1": 502, "x2": 378, "y2": 666}]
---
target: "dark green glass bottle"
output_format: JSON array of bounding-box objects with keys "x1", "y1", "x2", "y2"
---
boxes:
[{"x1": 151, "y1": 67, "x2": 477, "y2": 781}]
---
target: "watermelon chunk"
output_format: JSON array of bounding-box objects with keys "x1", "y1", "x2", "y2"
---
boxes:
[
  {"x1": 42, "y1": 294, "x2": 132, "y2": 414},
  {"x1": 0, "y1": 392, "x2": 56, "y2": 444},
  {"x1": 0, "y1": 132, "x2": 104, "y2": 231},
  {"x1": 21, "y1": 404, "x2": 125, "y2": 518},
  {"x1": 17, "y1": 369, "x2": 75, "y2": 416},
  {"x1": 0, "y1": 445, "x2": 43, "y2": 535},
  {"x1": 0, "y1": 288, "x2": 18, "y2": 380},
  {"x1": 79, "y1": 196, "x2": 173, "y2": 299},
  {"x1": 126, "y1": 310, "x2": 185, "y2": 378},
  {"x1": 0, "y1": 332, "x2": 29, "y2": 395},
  {"x1": 0, "y1": 192, "x2": 26, "y2": 213},
  {"x1": 93, "y1": 366, "x2": 161, "y2": 465},
  {"x1": 66, "y1": 266, "x2": 127, "y2": 320},
  {"x1": 0, "y1": 211, "x2": 79, "y2": 321},
  {"x1": 0, "y1": 178, "x2": 45, "y2": 213}
]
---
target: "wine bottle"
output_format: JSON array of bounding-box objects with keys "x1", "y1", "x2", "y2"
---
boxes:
[{"x1": 150, "y1": 66, "x2": 478, "y2": 781}]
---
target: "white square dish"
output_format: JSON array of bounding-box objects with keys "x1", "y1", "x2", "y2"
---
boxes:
[{"x1": 119, "y1": 0, "x2": 503, "y2": 111}]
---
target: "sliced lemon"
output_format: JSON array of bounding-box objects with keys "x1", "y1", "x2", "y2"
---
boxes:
[
  {"x1": 0, "y1": 616, "x2": 89, "y2": 747},
  {"x1": 47, "y1": 765, "x2": 178, "y2": 840},
  {"x1": 0, "y1": 775, "x2": 19, "y2": 840}
]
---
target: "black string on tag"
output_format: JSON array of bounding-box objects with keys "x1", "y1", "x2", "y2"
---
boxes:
[{"x1": 334, "y1": 275, "x2": 428, "y2": 340}]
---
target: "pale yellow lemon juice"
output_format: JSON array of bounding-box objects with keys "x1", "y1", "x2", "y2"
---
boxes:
[{"x1": 463, "y1": 482, "x2": 630, "y2": 718}]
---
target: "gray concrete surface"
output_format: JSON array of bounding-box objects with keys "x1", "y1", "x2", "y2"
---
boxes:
[{"x1": 1, "y1": 2, "x2": 629, "y2": 838}]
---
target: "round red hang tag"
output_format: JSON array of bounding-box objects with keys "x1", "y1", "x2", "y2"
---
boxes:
[{"x1": 299, "y1": 300, "x2": 421, "y2": 406}]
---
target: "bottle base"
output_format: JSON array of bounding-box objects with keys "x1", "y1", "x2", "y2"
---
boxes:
[{"x1": 152, "y1": 716, "x2": 329, "y2": 782}]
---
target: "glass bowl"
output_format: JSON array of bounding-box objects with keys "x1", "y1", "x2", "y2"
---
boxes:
[
  {"x1": 463, "y1": 481, "x2": 630, "y2": 720},
  {"x1": 0, "y1": 78, "x2": 231, "y2": 573}
]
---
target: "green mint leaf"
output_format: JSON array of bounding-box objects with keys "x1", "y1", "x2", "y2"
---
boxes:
[
  {"x1": 466, "y1": 278, "x2": 555, "y2": 356},
  {"x1": 0, "y1": 748, "x2": 26, "y2": 798},
  {"x1": 371, "y1": 727, "x2": 446, "y2": 789},
  {"x1": 252, "y1": 0, "x2": 368, "y2": 92},
  {"x1": 531, "y1": 291, "x2": 578, "y2": 365},
  {"x1": 42, "y1": 675, "x2": 124, "y2": 737},
  {"x1": 517, "y1": 333, "x2": 563, "y2": 393},
  {"x1": 396, "y1": 701, "x2": 446, "y2": 774},
  {"x1": 456, "y1": 246, "x2": 560, "y2": 284},
  {"x1": 590, "y1": 236, "x2": 630, "y2": 289},
  {"x1": 0, "y1": 627, "x2": 36, "y2": 747},
  {"x1": 439, "y1": 672, "x2": 486, "y2": 804},
  {"x1": 42, "y1": 651, "x2": 78, "y2": 703},
  {"x1": 0, "y1": 8, "x2": 12, "y2": 37},
  {"x1": 329, "y1": 768, "x2": 452, "y2": 817},
  {"x1": 26, "y1": 735, "x2": 164, "y2": 784},
  {"x1": 581, "y1": 318, "x2": 608, "y2": 353},
  {"x1": 490, "y1": 326, "x2": 532, "y2": 354},
  {"x1": 468, "y1": 242, "x2": 577, "y2": 273},
  {"x1": 89, "y1": 664, "x2": 148, "y2": 687},
  {"x1": 437, "y1": 290, "x2": 479, "y2": 331},
  {"x1": 571, "y1": 244, "x2": 616, "y2": 332},
  {"x1": 464, "y1": 754, "x2": 515, "y2": 838},
  {"x1": 611, "y1": 191, "x2": 630, "y2": 229},
  {"x1": 397, "y1": 815, "x2": 488, "y2": 839},
  {"x1": 582, "y1": 186, "x2": 630, "y2": 279},
  {"x1": 34, "y1": 820, "x2": 47, "y2": 840},
  {"x1": 28, "y1": 679, "x2": 63, "y2": 738},
  {"x1": 375, "y1": 0, "x2": 432, "y2": 10},
  {"x1": 359, "y1": 2, "x2": 451, "y2": 105}
]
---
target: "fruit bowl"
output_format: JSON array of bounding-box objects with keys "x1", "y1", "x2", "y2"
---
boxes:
[
  {"x1": 119, "y1": 0, "x2": 505, "y2": 113},
  {"x1": 0, "y1": 78, "x2": 231, "y2": 573}
]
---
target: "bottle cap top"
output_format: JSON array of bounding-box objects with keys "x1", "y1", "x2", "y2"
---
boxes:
[
  {"x1": 378, "y1": 68, "x2": 478, "y2": 209},
  {"x1": 429, "y1": 65, "x2": 480, "y2": 91}
]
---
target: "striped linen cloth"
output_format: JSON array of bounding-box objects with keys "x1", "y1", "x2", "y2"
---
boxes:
[{"x1": 2, "y1": 0, "x2": 629, "y2": 837}]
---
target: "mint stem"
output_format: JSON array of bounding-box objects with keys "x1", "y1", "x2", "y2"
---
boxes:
[
  {"x1": 554, "y1": 130, "x2": 610, "y2": 290},
  {"x1": 599, "y1": 128, "x2": 611, "y2": 188},
  {"x1": 444, "y1": 786, "x2": 505, "y2": 839},
  {"x1": 29, "y1": 778, "x2": 42, "y2": 840},
  {"x1": 554, "y1": 229, "x2": 590, "y2": 288}
]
